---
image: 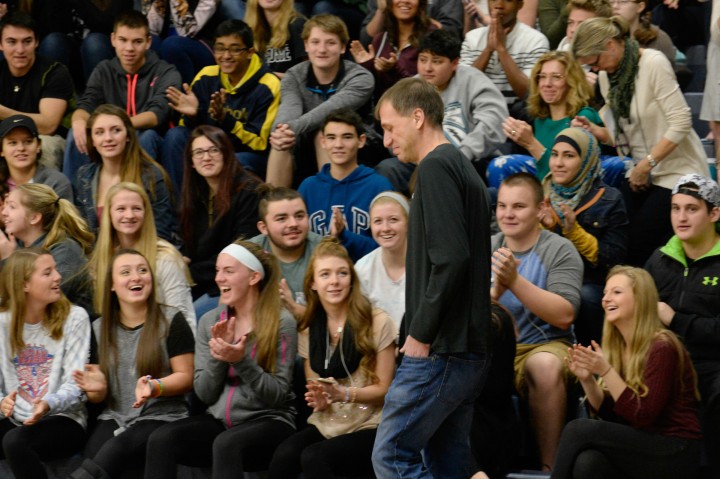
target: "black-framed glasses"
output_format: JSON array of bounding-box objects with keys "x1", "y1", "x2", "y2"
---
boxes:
[
  {"x1": 191, "y1": 146, "x2": 222, "y2": 159},
  {"x1": 212, "y1": 45, "x2": 249, "y2": 56}
]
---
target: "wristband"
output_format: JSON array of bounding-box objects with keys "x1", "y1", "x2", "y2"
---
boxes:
[
  {"x1": 600, "y1": 365, "x2": 612, "y2": 377},
  {"x1": 343, "y1": 386, "x2": 350, "y2": 404},
  {"x1": 155, "y1": 378, "x2": 164, "y2": 397}
]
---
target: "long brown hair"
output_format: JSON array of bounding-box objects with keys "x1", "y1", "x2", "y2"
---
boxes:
[
  {"x1": 601, "y1": 266, "x2": 698, "y2": 399},
  {"x1": 86, "y1": 104, "x2": 173, "y2": 200},
  {"x1": 0, "y1": 248, "x2": 71, "y2": 355},
  {"x1": 299, "y1": 237, "x2": 377, "y2": 382},
  {"x1": 180, "y1": 126, "x2": 257, "y2": 252},
  {"x1": 98, "y1": 249, "x2": 167, "y2": 403},
  {"x1": 384, "y1": 0, "x2": 430, "y2": 50}
]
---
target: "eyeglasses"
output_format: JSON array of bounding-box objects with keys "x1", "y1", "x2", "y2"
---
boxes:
[
  {"x1": 609, "y1": 0, "x2": 637, "y2": 5},
  {"x1": 191, "y1": 146, "x2": 222, "y2": 159},
  {"x1": 212, "y1": 45, "x2": 249, "y2": 56},
  {"x1": 537, "y1": 73, "x2": 565, "y2": 83},
  {"x1": 585, "y1": 51, "x2": 605, "y2": 69}
]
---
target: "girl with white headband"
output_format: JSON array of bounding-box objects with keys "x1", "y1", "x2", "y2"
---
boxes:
[
  {"x1": 355, "y1": 191, "x2": 409, "y2": 330},
  {"x1": 144, "y1": 240, "x2": 298, "y2": 477}
]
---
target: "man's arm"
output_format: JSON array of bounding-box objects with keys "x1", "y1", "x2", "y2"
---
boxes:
[
  {"x1": 130, "y1": 111, "x2": 159, "y2": 130},
  {"x1": 406, "y1": 156, "x2": 473, "y2": 344},
  {"x1": 287, "y1": 64, "x2": 374, "y2": 137},
  {"x1": 71, "y1": 109, "x2": 91, "y2": 155},
  {"x1": 0, "y1": 98, "x2": 67, "y2": 135}
]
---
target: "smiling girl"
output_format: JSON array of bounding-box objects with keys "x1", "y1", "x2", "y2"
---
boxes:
[
  {"x1": 91, "y1": 182, "x2": 195, "y2": 333},
  {"x1": 72, "y1": 249, "x2": 194, "y2": 478},
  {"x1": 0, "y1": 183, "x2": 95, "y2": 315},
  {"x1": 179, "y1": 126, "x2": 261, "y2": 320},
  {"x1": 541, "y1": 127, "x2": 628, "y2": 345},
  {"x1": 73, "y1": 104, "x2": 177, "y2": 245},
  {"x1": 355, "y1": 191, "x2": 408, "y2": 330},
  {"x1": 268, "y1": 237, "x2": 396, "y2": 478},
  {"x1": 145, "y1": 240, "x2": 297, "y2": 478},
  {"x1": 0, "y1": 248, "x2": 90, "y2": 479},
  {"x1": 552, "y1": 266, "x2": 702, "y2": 479}
]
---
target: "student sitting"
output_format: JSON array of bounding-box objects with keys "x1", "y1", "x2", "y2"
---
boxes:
[
  {"x1": 298, "y1": 109, "x2": 393, "y2": 262},
  {"x1": 268, "y1": 238, "x2": 396, "y2": 479},
  {"x1": 0, "y1": 248, "x2": 91, "y2": 479},
  {"x1": 144, "y1": 241, "x2": 298, "y2": 477},
  {"x1": 645, "y1": 174, "x2": 720, "y2": 479}
]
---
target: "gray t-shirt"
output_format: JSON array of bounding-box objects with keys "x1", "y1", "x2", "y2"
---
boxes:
[
  {"x1": 93, "y1": 307, "x2": 194, "y2": 429},
  {"x1": 491, "y1": 229, "x2": 583, "y2": 344},
  {"x1": 249, "y1": 232, "x2": 323, "y2": 305}
]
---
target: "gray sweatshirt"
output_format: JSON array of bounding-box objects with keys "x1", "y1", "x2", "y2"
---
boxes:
[{"x1": 194, "y1": 307, "x2": 297, "y2": 428}]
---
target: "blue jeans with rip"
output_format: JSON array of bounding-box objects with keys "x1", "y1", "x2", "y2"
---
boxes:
[{"x1": 372, "y1": 352, "x2": 490, "y2": 479}]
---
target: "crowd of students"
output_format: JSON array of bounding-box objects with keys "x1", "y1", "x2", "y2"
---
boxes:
[{"x1": 0, "y1": 0, "x2": 716, "y2": 478}]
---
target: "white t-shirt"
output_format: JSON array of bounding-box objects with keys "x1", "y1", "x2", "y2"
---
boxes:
[{"x1": 355, "y1": 248, "x2": 405, "y2": 331}]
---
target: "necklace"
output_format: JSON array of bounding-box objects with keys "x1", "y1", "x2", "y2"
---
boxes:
[{"x1": 324, "y1": 324, "x2": 344, "y2": 370}]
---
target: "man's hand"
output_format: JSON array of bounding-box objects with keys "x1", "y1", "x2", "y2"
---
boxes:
[
  {"x1": 492, "y1": 247, "x2": 520, "y2": 288},
  {"x1": 270, "y1": 124, "x2": 297, "y2": 151},
  {"x1": 72, "y1": 120, "x2": 89, "y2": 155},
  {"x1": 167, "y1": 83, "x2": 199, "y2": 117},
  {"x1": 400, "y1": 335, "x2": 430, "y2": 358}
]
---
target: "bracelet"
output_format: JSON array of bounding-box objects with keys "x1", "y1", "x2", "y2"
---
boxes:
[
  {"x1": 343, "y1": 386, "x2": 350, "y2": 404},
  {"x1": 350, "y1": 387, "x2": 358, "y2": 404},
  {"x1": 155, "y1": 378, "x2": 164, "y2": 397},
  {"x1": 146, "y1": 375, "x2": 156, "y2": 397},
  {"x1": 600, "y1": 365, "x2": 612, "y2": 377}
]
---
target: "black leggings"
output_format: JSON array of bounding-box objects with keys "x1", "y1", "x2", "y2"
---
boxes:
[
  {"x1": 620, "y1": 181, "x2": 673, "y2": 267},
  {"x1": 84, "y1": 419, "x2": 167, "y2": 478},
  {"x1": 551, "y1": 418, "x2": 701, "y2": 479},
  {"x1": 0, "y1": 415, "x2": 85, "y2": 479},
  {"x1": 145, "y1": 414, "x2": 295, "y2": 479},
  {"x1": 268, "y1": 425, "x2": 378, "y2": 479}
]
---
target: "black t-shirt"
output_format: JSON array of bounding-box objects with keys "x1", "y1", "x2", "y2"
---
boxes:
[
  {"x1": 166, "y1": 312, "x2": 195, "y2": 358},
  {"x1": 0, "y1": 56, "x2": 74, "y2": 114},
  {"x1": 264, "y1": 17, "x2": 307, "y2": 75}
]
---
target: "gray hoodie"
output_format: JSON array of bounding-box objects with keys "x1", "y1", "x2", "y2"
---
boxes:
[{"x1": 194, "y1": 307, "x2": 297, "y2": 428}]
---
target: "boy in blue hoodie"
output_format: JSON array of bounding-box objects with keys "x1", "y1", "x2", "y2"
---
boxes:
[{"x1": 298, "y1": 108, "x2": 393, "y2": 261}]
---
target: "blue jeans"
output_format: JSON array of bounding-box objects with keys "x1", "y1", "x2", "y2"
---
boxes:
[
  {"x1": 63, "y1": 128, "x2": 162, "y2": 182},
  {"x1": 217, "y1": 0, "x2": 246, "y2": 21},
  {"x1": 311, "y1": 0, "x2": 364, "y2": 41},
  {"x1": 81, "y1": 33, "x2": 115, "y2": 83},
  {"x1": 194, "y1": 293, "x2": 220, "y2": 322},
  {"x1": 372, "y1": 352, "x2": 490, "y2": 479},
  {"x1": 159, "y1": 36, "x2": 215, "y2": 85}
]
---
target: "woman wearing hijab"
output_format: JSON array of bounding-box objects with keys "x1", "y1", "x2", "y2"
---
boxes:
[{"x1": 541, "y1": 127, "x2": 628, "y2": 345}]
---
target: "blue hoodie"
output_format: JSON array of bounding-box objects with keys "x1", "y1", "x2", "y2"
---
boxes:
[{"x1": 299, "y1": 164, "x2": 393, "y2": 261}]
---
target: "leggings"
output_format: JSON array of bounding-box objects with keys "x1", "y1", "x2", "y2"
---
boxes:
[
  {"x1": 84, "y1": 419, "x2": 167, "y2": 478},
  {"x1": 145, "y1": 414, "x2": 295, "y2": 479},
  {"x1": 268, "y1": 425, "x2": 378, "y2": 479},
  {"x1": 0, "y1": 415, "x2": 85, "y2": 479},
  {"x1": 551, "y1": 418, "x2": 701, "y2": 479}
]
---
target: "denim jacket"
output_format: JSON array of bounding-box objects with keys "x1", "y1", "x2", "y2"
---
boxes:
[
  {"x1": 549, "y1": 179, "x2": 628, "y2": 285},
  {"x1": 72, "y1": 162, "x2": 178, "y2": 246}
]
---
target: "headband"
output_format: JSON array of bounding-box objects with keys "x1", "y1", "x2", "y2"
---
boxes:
[
  {"x1": 554, "y1": 134, "x2": 582, "y2": 156},
  {"x1": 370, "y1": 191, "x2": 410, "y2": 215},
  {"x1": 220, "y1": 244, "x2": 265, "y2": 279}
]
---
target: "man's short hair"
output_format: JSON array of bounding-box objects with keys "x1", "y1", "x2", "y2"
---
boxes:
[
  {"x1": 258, "y1": 185, "x2": 306, "y2": 220},
  {"x1": 419, "y1": 29, "x2": 462, "y2": 61},
  {"x1": 501, "y1": 172, "x2": 544, "y2": 205},
  {"x1": 114, "y1": 10, "x2": 150, "y2": 36},
  {"x1": 0, "y1": 12, "x2": 37, "y2": 41},
  {"x1": 301, "y1": 14, "x2": 349, "y2": 45},
  {"x1": 375, "y1": 77, "x2": 444, "y2": 129},
  {"x1": 322, "y1": 109, "x2": 365, "y2": 137},
  {"x1": 567, "y1": 0, "x2": 613, "y2": 18},
  {"x1": 215, "y1": 19, "x2": 254, "y2": 49}
]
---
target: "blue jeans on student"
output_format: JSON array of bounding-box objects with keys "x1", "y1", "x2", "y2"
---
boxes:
[
  {"x1": 194, "y1": 293, "x2": 220, "y2": 322},
  {"x1": 218, "y1": 0, "x2": 246, "y2": 21},
  {"x1": 372, "y1": 352, "x2": 490, "y2": 479},
  {"x1": 80, "y1": 33, "x2": 115, "y2": 83},
  {"x1": 63, "y1": 128, "x2": 162, "y2": 182},
  {"x1": 159, "y1": 36, "x2": 215, "y2": 85}
]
